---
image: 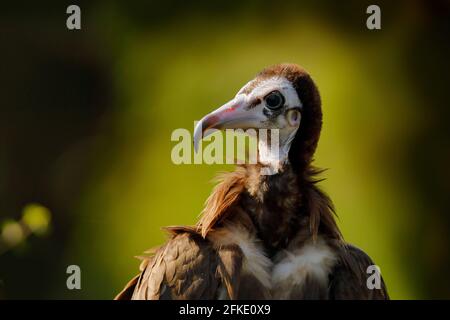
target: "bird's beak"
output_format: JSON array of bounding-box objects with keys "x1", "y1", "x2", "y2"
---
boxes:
[{"x1": 194, "y1": 95, "x2": 263, "y2": 152}]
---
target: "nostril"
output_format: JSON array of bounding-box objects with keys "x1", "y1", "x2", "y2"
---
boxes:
[{"x1": 248, "y1": 98, "x2": 261, "y2": 109}]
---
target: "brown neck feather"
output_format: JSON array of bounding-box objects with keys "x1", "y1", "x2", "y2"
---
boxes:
[
  {"x1": 196, "y1": 167, "x2": 247, "y2": 238},
  {"x1": 196, "y1": 163, "x2": 343, "y2": 252}
]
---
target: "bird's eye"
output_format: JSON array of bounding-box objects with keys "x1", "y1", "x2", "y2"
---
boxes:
[{"x1": 264, "y1": 91, "x2": 284, "y2": 110}]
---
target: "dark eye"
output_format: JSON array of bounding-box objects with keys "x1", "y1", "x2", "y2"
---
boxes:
[{"x1": 264, "y1": 91, "x2": 285, "y2": 110}]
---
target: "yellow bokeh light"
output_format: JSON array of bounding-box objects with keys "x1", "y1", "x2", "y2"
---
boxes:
[
  {"x1": 1, "y1": 220, "x2": 24, "y2": 246},
  {"x1": 21, "y1": 203, "x2": 52, "y2": 236}
]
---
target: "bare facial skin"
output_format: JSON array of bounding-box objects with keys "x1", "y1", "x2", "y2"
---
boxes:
[{"x1": 194, "y1": 76, "x2": 303, "y2": 172}]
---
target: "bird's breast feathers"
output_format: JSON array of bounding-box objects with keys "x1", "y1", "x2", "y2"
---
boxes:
[{"x1": 208, "y1": 224, "x2": 337, "y2": 299}]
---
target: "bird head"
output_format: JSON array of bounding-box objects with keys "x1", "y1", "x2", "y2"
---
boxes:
[{"x1": 194, "y1": 63, "x2": 322, "y2": 172}]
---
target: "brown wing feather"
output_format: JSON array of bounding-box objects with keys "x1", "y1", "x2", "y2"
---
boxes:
[
  {"x1": 216, "y1": 244, "x2": 243, "y2": 299},
  {"x1": 329, "y1": 244, "x2": 389, "y2": 300},
  {"x1": 117, "y1": 231, "x2": 221, "y2": 300}
]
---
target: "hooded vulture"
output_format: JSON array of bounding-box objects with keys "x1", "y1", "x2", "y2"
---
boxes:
[{"x1": 115, "y1": 63, "x2": 389, "y2": 300}]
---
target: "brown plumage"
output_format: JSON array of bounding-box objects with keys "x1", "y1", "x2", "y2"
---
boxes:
[{"x1": 115, "y1": 64, "x2": 389, "y2": 300}]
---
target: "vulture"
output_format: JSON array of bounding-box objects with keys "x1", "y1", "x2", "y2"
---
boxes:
[{"x1": 115, "y1": 63, "x2": 389, "y2": 300}]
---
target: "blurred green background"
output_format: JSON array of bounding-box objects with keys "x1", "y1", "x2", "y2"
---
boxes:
[{"x1": 1, "y1": 0, "x2": 449, "y2": 299}]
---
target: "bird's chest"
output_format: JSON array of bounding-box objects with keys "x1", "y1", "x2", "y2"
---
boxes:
[
  {"x1": 240, "y1": 239, "x2": 337, "y2": 299},
  {"x1": 213, "y1": 225, "x2": 337, "y2": 299},
  {"x1": 269, "y1": 239, "x2": 338, "y2": 299}
]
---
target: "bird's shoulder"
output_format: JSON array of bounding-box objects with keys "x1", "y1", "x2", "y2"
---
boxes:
[
  {"x1": 115, "y1": 226, "x2": 243, "y2": 300},
  {"x1": 329, "y1": 243, "x2": 389, "y2": 299}
]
